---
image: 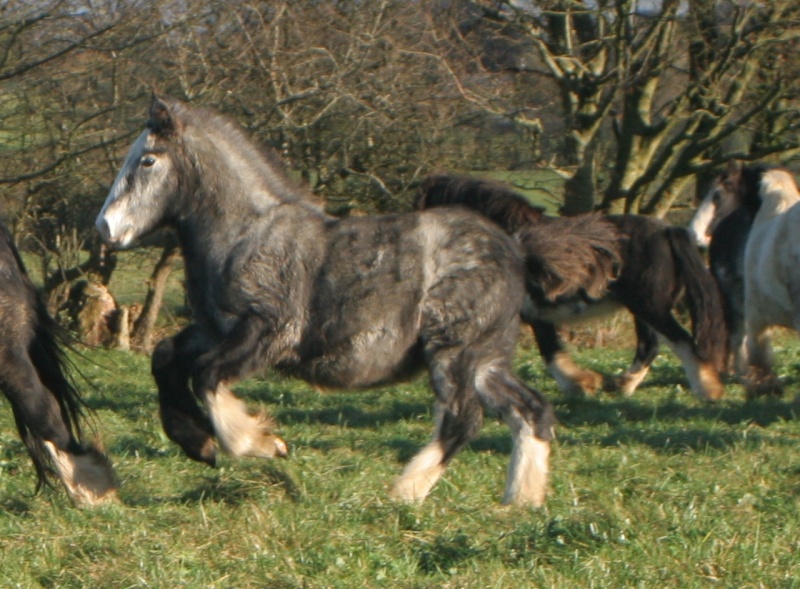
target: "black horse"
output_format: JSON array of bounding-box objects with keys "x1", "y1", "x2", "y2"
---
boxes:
[
  {"x1": 0, "y1": 221, "x2": 117, "y2": 505},
  {"x1": 91, "y1": 95, "x2": 605, "y2": 505},
  {"x1": 417, "y1": 174, "x2": 728, "y2": 401},
  {"x1": 688, "y1": 162, "x2": 755, "y2": 374}
]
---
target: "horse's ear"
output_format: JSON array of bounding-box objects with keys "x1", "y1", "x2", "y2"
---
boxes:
[{"x1": 148, "y1": 93, "x2": 178, "y2": 137}]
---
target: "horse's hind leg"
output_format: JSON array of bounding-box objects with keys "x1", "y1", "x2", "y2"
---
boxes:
[
  {"x1": 531, "y1": 320, "x2": 604, "y2": 396},
  {"x1": 650, "y1": 313, "x2": 724, "y2": 401},
  {"x1": 390, "y1": 351, "x2": 484, "y2": 503},
  {"x1": 152, "y1": 326, "x2": 218, "y2": 465},
  {"x1": 1, "y1": 351, "x2": 117, "y2": 506},
  {"x1": 390, "y1": 351, "x2": 554, "y2": 507},
  {"x1": 743, "y1": 318, "x2": 782, "y2": 399},
  {"x1": 614, "y1": 318, "x2": 659, "y2": 396},
  {"x1": 477, "y1": 367, "x2": 554, "y2": 505}
]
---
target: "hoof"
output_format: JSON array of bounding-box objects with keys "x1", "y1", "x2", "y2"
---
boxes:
[
  {"x1": 746, "y1": 379, "x2": 784, "y2": 400},
  {"x1": 695, "y1": 363, "x2": 725, "y2": 402},
  {"x1": 745, "y1": 368, "x2": 783, "y2": 400},
  {"x1": 44, "y1": 442, "x2": 119, "y2": 507},
  {"x1": 550, "y1": 353, "x2": 604, "y2": 397}
]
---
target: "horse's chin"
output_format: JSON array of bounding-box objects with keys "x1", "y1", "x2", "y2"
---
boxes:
[{"x1": 100, "y1": 228, "x2": 141, "y2": 250}]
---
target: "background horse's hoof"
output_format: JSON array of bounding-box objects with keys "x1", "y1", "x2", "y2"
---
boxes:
[{"x1": 746, "y1": 380, "x2": 784, "y2": 400}]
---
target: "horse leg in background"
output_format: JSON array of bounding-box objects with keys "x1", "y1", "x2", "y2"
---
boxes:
[
  {"x1": 637, "y1": 309, "x2": 724, "y2": 401},
  {"x1": 1, "y1": 350, "x2": 117, "y2": 506},
  {"x1": 743, "y1": 318, "x2": 782, "y2": 398},
  {"x1": 718, "y1": 274, "x2": 747, "y2": 375},
  {"x1": 615, "y1": 318, "x2": 660, "y2": 396},
  {"x1": 530, "y1": 319, "x2": 605, "y2": 396},
  {"x1": 152, "y1": 325, "x2": 219, "y2": 465},
  {"x1": 190, "y1": 316, "x2": 288, "y2": 460}
]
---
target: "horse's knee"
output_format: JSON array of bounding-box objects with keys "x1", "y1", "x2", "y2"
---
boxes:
[{"x1": 151, "y1": 336, "x2": 177, "y2": 378}]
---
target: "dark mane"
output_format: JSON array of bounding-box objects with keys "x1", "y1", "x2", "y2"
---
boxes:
[
  {"x1": 417, "y1": 174, "x2": 547, "y2": 233},
  {"x1": 739, "y1": 164, "x2": 773, "y2": 218}
]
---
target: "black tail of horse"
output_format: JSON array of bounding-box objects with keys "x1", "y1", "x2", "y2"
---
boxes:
[
  {"x1": 664, "y1": 227, "x2": 728, "y2": 371},
  {"x1": 25, "y1": 299, "x2": 88, "y2": 491},
  {"x1": 417, "y1": 174, "x2": 621, "y2": 302},
  {"x1": 3, "y1": 227, "x2": 88, "y2": 492}
]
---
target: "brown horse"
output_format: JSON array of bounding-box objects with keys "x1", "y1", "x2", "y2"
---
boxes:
[{"x1": 418, "y1": 174, "x2": 728, "y2": 402}]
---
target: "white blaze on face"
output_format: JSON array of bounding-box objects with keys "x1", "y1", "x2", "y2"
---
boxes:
[
  {"x1": 96, "y1": 130, "x2": 169, "y2": 248},
  {"x1": 688, "y1": 190, "x2": 718, "y2": 248}
]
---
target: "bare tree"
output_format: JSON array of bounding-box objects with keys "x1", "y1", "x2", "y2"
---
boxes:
[{"x1": 429, "y1": 0, "x2": 800, "y2": 214}]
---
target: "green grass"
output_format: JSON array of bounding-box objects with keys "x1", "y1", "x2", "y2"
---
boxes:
[{"x1": 1, "y1": 333, "x2": 800, "y2": 588}]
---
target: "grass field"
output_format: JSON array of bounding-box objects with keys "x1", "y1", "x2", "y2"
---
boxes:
[{"x1": 1, "y1": 323, "x2": 800, "y2": 588}]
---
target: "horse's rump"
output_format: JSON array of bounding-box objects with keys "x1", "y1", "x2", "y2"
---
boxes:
[{"x1": 417, "y1": 174, "x2": 621, "y2": 303}]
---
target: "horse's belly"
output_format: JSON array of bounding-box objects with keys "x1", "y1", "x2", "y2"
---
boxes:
[
  {"x1": 523, "y1": 296, "x2": 623, "y2": 325},
  {"x1": 292, "y1": 327, "x2": 424, "y2": 390}
]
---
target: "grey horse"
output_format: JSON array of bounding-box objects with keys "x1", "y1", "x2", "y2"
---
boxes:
[{"x1": 96, "y1": 95, "x2": 556, "y2": 505}]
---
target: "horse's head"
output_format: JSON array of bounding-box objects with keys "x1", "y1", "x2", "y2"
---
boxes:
[
  {"x1": 96, "y1": 94, "x2": 184, "y2": 248},
  {"x1": 688, "y1": 162, "x2": 746, "y2": 247}
]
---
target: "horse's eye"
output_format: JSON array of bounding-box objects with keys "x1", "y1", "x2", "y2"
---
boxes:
[{"x1": 141, "y1": 155, "x2": 157, "y2": 168}]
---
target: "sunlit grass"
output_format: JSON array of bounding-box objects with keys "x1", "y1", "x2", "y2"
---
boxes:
[{"x1": 1, "y1": 332, "x2": 799, "y2": 588}]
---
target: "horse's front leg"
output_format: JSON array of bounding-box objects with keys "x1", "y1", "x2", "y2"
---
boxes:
[
  {"x1": 192, "y1": 314, "x2": 288, "y2": 460},
  {"x1": 530, "y1": 319, "x2": 605, "y2": 396},
  {"x1": 152, "y1": 325, "x2": 218, "y2": 465}
]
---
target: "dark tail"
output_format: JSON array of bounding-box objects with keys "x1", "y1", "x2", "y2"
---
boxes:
[
  {"x1": 5, "y1": 225, "x2": 89, "y2": 491},
  {"x1": 665, "y1": 227, "x2": 728, "y2": 371},
  {"x1": 417, "y1": 174, "x2": 621, "y2": 301},
  {"x1": 23, "y1": 296, "x2": 90, "y2": 492}
]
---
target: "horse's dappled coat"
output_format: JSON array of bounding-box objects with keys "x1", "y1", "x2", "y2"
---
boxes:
[{"x1": 96, "y1": 96, "x2": 555, "y2": 505}]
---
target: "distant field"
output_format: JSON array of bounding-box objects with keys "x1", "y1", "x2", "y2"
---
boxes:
[{"x1": 0, "y1": 328, "x2": 799, "y2": 587}]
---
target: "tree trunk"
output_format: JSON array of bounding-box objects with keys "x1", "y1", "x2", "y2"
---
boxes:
[
  {"x1": 130, "y1": 242, "x2": 181, "y2": 353},
  {"x1": 561, "y1": 151, "x2": 596, "y2": 215}
]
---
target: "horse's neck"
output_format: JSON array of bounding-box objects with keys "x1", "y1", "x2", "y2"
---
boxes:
[
  {"x1": 755, "y1": 193, "x2": 800, "y2": 223},
  {"x1": 175, "y1": 196, "x2": 324, "y2": 299},
  {"x1": 755, "y1": 171, "x2": 800, "y2": 220}
]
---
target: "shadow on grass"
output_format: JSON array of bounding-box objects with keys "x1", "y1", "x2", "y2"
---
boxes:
[
  {"x1": 89, "y1": 394, "x2": 156, "y2": 421},
  {"x1": 554, "y1": 394, "x2": 797, "y2": 429},
  {"x1": 123, "y1": 463, "x2": 302, "y2": 507},
  {"x1": 178, "y1": 465, "x2": 302, "y2": 504},
  {"x1": 277, "y1": 400, "x2": 429, "y2": 429},
  {"x1": 109, "y1": 435, "x2": 171, "y2": 459}
]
